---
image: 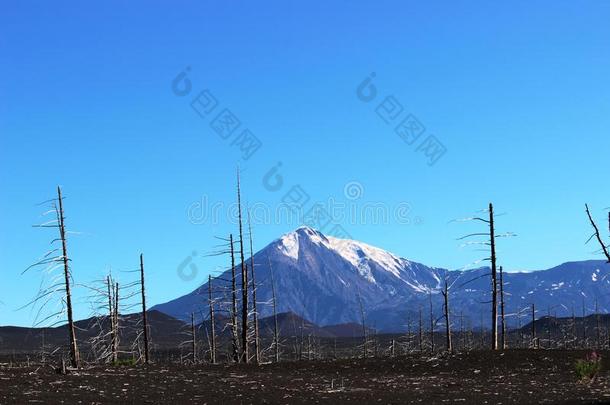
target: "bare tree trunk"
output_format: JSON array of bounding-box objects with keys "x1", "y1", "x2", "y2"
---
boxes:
[
  {"x1": 531, "y1": 303, "x2": 536, "y2": 349},
  {"x1": 583, "y1": 298, "x2": 587, "y2": 348},
  {"x1": 299, "y1": 318, "x2": 305, "y2": 361},
  {"x1": 418, "y1": 306, "x2": 423, "y2": 352},
  {"x1": 499, "y1": 265, "x2": 506, "y2": 349},
  {"x1": 229, "y1": 234, "x2": 239, "y2": 362},
  {"x1": 208, "y1": 275, "x2": 216, "y2": 364},
  {"x1": 460, "y1": 311, "x2": 465, "y2": 351},
  {"x1": 429, "y1": 291, "x2": 434, "y2": 353},
  {"x1": 356, "y1": 287, "x2": 367, "y2": 359},
  {"x1": 585, "y1": 204, "x2": 610, "y2": 262},
  {"x1": 247, "y1": 213, "x2": 260, "y2": 365},
  {"x1": 480, "y1": 310, "x2": 484, "y2": 348},
  {"x1": 489, "y1": 203, "x2": 498, "y2": 350},
  {"x1": 572, "y1": 306, "x2": 577, "y2": 349},
  {"x1": 113, "y1": 282, "x2": 120, "y2": 362},
  {"x1": 596, "y1": 299, "x2": 601, "y2": 349},
  {"x1": 236, "y1": 170, "x2": 249, "y2": 363},
  {"x1": 269, "y1": 257, "x2": 280, "y2": 363},
  {"x1": 406, "y1": 316, "x2": 411, "y2": 352},
  {"x1": 57, "y1": 187, "x2": 79, "y2": 368},
  {"x1": 191, "y1": 312, "x2": 196, "y2": 363},
  {"x1": 442, "y1": 280, "x2": 452, "y2": 352},
  {"x1": 517, "y1": 307, "x2": 522, "y2": 348},
  {"x1": 107, "y1": 275, "x2": 115, "y2": 363},
  {"x1": 547, "y1": 306, "x2": 552, "y2": 349},
  {"x1": 139, "y1": 254, "x2": 150, "y2": 364}
]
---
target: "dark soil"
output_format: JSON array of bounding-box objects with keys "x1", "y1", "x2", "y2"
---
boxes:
[{"x1": 2, "y1": 350, "x2": 610, "y2": 404}]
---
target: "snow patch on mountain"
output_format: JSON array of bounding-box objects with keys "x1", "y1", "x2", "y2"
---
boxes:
[
  {"x1": 326, "y1": 235, "x2": 407, "y2": 279},
  {"x1": 278, "y1": 232, "x2": 299, "y2": 260}
]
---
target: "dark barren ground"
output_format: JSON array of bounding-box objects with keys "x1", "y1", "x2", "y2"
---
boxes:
[{"x1": 2, "y1": 350, "x2": 610, "y2": 404}]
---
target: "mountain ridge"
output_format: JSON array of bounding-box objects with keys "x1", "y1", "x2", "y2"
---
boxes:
[{"x1": 152, "y1": 227, "x2": 610, "y2": 332}]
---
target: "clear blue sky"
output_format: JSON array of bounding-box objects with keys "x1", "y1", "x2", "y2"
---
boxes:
[{"x1": 1, "y1": 1, "x2": 609, "y2": 326}]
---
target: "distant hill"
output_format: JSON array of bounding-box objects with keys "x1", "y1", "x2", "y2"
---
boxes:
[
  {"x1": 0, "y1": 310, "x2": 187, "y2": 355},
  {"x1": 0, "y1": 310, "x2": 373, "y2": 355},
  {"x1": 521, "y1": 313, "x2": 610, "y2": 339}
]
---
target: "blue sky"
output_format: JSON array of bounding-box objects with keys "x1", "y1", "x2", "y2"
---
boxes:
[{"x1": 1, "y1": 1, "x2": 609, "y2": 326}]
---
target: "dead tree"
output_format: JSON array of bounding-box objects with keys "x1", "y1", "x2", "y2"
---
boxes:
[
  {"x1": 582, "y1": 298, "x2": 587, "y2": 348},
  {"x1": 585, "y1": 204, "x2": 610, "y2": 263},
  {"x1": 57, "y1": 187, "x2": 80, "y2": 367},
  {"x1": 236, "y1": 169, "x2": 249, "y2": 363},
  {"x1": 441, "y1": 279, "x2": 452, "y2": 352},
  {"x1": 596, "y1": 299, "x2": 601, "y2": 348},
  {"x1": 453, "y1": 203, "x2": 514, "y2": 351},
  {"x1": 139, "y1": 254, "x2": 150, "y2": 364},
  {"x1": 356, "y1": 287, "x2": 367, "y2": 358},
  {"x1": 547, "y1": 305, "x2": 552, "y2": 349},
  {"x1": 571, "y1": 306, "x2": 577, "y2": 348},
  {"x1": 269, "y1": 256, "x2": 280, "y2": 363},
  {"x1": 517, "y1": 306, "x2": 523, "y2": 348},
  {"x1": 208, "y1": 275, "x2": 216, "y2": 364},
  {"x1": 229, "y1": 234, "x2": 240, "y2": 362},
  {"x1": 499, "y1": 265, "x2": 506, "y2": 349},
  {"x1": 531, "y1": 303, "x2": 537, "y2": 349},
  {"x1": 418, "y1": 305, "x2": 423, "y2": 351},
  {"x1": 247, "y1": 212, "x2": 260, "y2": 364},
  {"x1": 405, "y1": 315, "x2": 412, "y2": 353},
  {"x1": 113, "y1": 282, "x2": 120, "y2": 362},
  {"x1": 480, "y1": 310, "x2": 485, "y2": 348},
  {"x1": 459, "y1": 311, "x2": 465, "y2": 350},
  {"x1": 429, "y1": 291, "x2": 434, "y2": 352},
  {"x1": 107, "y1": 275, "x2": 116, "y2": 363},
  {"x1": 191, "y1": 312, "x2": 196, "y2": 363},
  {"x1": 488, "y1": 203, "x2": 499, "y2": 350}
]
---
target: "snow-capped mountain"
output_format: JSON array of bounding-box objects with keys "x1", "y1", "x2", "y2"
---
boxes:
[{"x1": 152, "y1": 227, "x2": 610, "y2": 331}]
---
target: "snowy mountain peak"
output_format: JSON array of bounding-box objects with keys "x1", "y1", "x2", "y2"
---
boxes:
[
  {"x1": 153, "y1": 226, "x2": 610, "y2": 332},
  {"x1": 274, "y1": 227, "x2": 411, "y2": 280}
]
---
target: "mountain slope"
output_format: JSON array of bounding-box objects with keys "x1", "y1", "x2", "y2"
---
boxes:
[
  {"x1": 153, "y1": 226, "x2": 447, "y2": 328},
  {"x1": 152, "y1": 227, "x2": 610, "y2": 331}
]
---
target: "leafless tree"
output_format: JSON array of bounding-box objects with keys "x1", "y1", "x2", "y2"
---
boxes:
[
  {"x1": 139, "y1": 254, "x2": 150, "y2": 364},
  {"x1": 236, "y1": 169, "x2": 249, "y2": 363},
  {"x1": 499, "y1": 265, "x2": 506, "y2": 349},
  {"x1": 113, "y1": 282, "x2": 120, "y2": 362},
  {"x1": 268, "y1": 255, "x2": 280, "y2": 363},
  {"x1": 429, "y1": 291, "x2": 435, "y2": 352},
  {"x1": 191, "y1": 313, "x2": 197, "y2": 363},
  {"x1": 23, "y1": 187, "x2": 80, "y2": 367},
  {"x1": 582, "y1": 298, "x2": 587, "y2": 347},
  {"x1": 488, "y1": 203, "x2": 499, "y2": 350},
  {"x1": 105, "y1": 275, "x2": 116, "y2": 363},
  {"x1": 571, "y1": 305, "x2": 577, "y2": 348},
  {"x1": 247, "y1": 211, "x2": 260, "y2": 364},
  {"x1": 207, "y1": 275, "x2": 217, "y2": 364},
  {"x1": 441, "y1": 279, "x2": 452, "y2": 352},
  {"x1": 56, "y1": 187, "x2": 80, "y2": 367},
  {"x1": 531, "y1": 303, "x2": 537, "y2": 349},
  {"x1": 453, "y1": 203, "x2": 515, "y2": 351},
  {"x1": 356, "y1": 287, "x2": 367, "y2": 358},
  {"x1": 596, "y1": 298, "x2": 601, "y2": 348},
  {"x1": 585, "y1": 204, "x2": 610, "y2": 263},
  {"x1": 223, "y1": 234, "x2": 239, "y2": 362},
  {"x1": 418, "y1": 305, "x2": 423, "y2": 352}
]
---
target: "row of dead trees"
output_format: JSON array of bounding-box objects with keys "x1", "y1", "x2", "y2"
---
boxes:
[
  {"x1": 25, "y1": 187, "x2": 151, "y2": 368},
  {"x1": 25, "y1": 170, "x2": 279, "y2": 368},
  {"x1": 22, "y1": 186, "x2": 610, "y2": 367},
  {"x1": 190, "y1": 170, "x2": 281, "y2": 365}
]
